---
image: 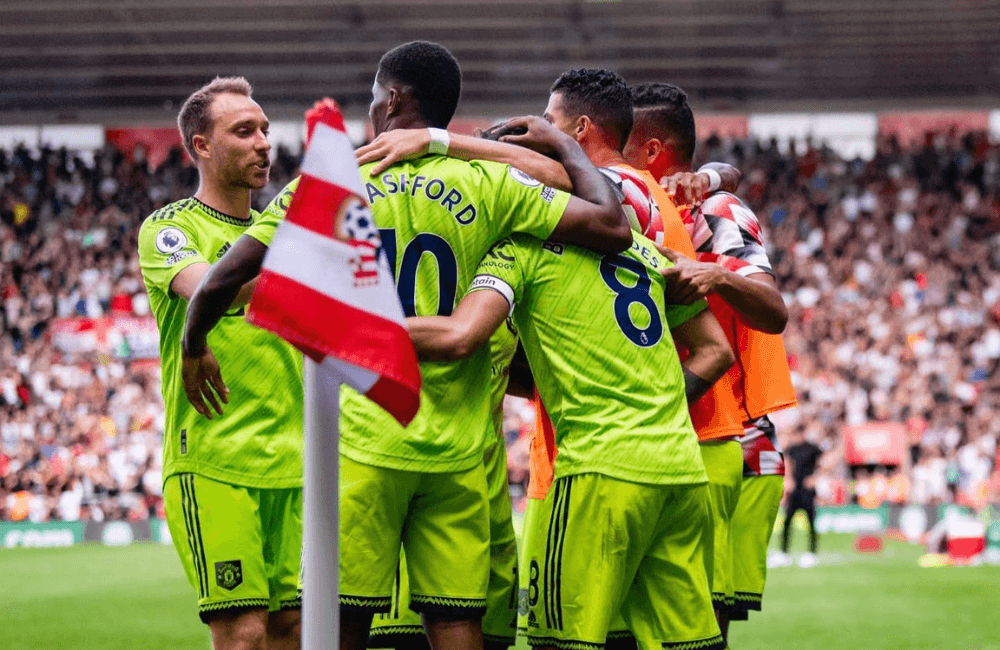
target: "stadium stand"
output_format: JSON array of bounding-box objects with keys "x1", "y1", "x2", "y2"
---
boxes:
[{"x1": 2, "y1": 126, "x2": 1000, "y2": 523}]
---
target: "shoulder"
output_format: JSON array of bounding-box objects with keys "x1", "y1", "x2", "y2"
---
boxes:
[
  {"x1": 141, "y1": 198, "x2": 196, "y2": 231},
  {"x1": 700, "y1": 192, "x2": 762, "y2": 235}
]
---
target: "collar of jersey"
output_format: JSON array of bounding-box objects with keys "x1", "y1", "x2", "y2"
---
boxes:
[{"x1": 191, "y1": 197, "x2": 254, "y2": 226}]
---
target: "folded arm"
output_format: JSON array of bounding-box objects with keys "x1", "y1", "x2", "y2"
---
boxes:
[{"x1": 406, "y1": 289, "x2": 511, "y2": 362}]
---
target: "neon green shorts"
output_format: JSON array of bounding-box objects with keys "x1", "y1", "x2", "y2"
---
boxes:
[
  {"x1": 700, "y1": 440, "x2": 744, "y2": 613},
  {"x1": 730, "y1": 474, "x2": 783, "y2": 620},
  {"x1": 521, "y1": 474, "x2": 723, "y2": 650},
  {"x1": 368, "y1": 435, "x2": 518, "y2": 647},
  {"x1": 341, "y1": 454, "x2": 490, "y2": 618},
  {"x1": 163, "y1": 473, "x2": 302, "y2": 623}
]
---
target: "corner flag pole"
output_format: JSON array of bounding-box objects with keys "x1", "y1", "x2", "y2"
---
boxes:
[{"x1": 302, "y1": 357, "x2": 339, "y2": 648}]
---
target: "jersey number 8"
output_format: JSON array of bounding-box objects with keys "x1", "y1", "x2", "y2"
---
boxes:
[{"x1": 599, "y1": 255, "x2": 663, "y2": 347}]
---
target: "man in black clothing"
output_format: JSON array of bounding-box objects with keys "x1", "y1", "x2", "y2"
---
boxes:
[{"x1": 780, "y1": 427, "x2": 824, "y2": 567}]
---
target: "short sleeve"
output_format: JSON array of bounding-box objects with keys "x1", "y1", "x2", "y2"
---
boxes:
[
  {"x1": 484, "y1": 163, "x2": 571, "y2": 242},
  {"x1": 697, "y1": 192, "x2": 773, "y2": 274},
  {"x1": 469, "y1": 236, "x2": 532, "y2": 313},
  {"x1": 245, "y1": 178, "x2": 299, "y2": 246},
  {"x1": 138, "y1": 217, "x2": 205, "y2": 296}
]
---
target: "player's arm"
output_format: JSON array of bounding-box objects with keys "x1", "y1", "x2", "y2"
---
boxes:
[
  {"x1": 660, "y1": 162, "x2": 742, "y2": 207},
  {"x1": 655, "y1": 246, "x2": 788, "y2": 334},
  {"x1": 406, "y1": 289, "x2": 511, "y2": 361},
  {"x1": 180, "y1": 235, "x2": 268, "y2": 419},
  {"x1": 169, "y1": 263, "x2": 257, "y2": 305},
  {"x1": 670, "y1": 309, "x2": 735, "y2": 404},
  {"x1": 499, "y1": 116, "x2": 631, "y2": 254},
  {"x1": 356, "y1": 127, "x2": 573, "y2": 191}
]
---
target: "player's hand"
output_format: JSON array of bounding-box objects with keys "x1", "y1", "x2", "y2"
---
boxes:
[
  {"x1": 181, "y1": 347, "x2": 229, "y2": 420},
  {"x1": 497, "y1": 116, "x2": 569, "y2": 155},
  {"x1": 355, "y1": 129, "x2": 431, "y2": 176},
  {"x1": 661, "y1": 171, "x2": 711, "y2": 208},
  {"x1": 305, "y1": 98, "x2": 341, "y2": 142},
  {"x1": 655, "y1": 243, "x2": 724, "y2": 305}
]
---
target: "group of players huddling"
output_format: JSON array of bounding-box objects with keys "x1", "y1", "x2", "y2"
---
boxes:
[{"x1": 138, "y1": 40, "x2": 797, "y2": 650}]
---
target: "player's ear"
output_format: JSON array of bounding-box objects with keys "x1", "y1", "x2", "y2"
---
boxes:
[
  {"x1": 385, "y1": 87, "x2": 403, "y2": 119},
  {"x1": 645, "y1": 138, "x2": 665, "y2": 168},
  {"x1": 573, "y1": 115, "x2": 591, "y2": 142},
  {"x1": 191, "y1": 133, "x2": 211, "y2": 161}
]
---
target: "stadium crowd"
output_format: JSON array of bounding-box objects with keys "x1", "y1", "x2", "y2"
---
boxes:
[{"x1": 2, "y1": 127, "x2": 1000, "y2": 522}]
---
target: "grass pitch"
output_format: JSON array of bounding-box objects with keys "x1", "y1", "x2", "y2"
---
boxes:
[{"x1": 2, "y1": 534, "x2": 998, "y2": 650}]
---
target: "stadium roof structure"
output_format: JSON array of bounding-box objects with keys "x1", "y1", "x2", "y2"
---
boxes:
[{"x1": 0, "y1": 0, "x2": 998, "y2": 124}]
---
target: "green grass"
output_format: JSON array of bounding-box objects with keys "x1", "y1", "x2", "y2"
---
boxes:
[{"x1": 2, "y1": 534, "x2": 998, "y2": 650}]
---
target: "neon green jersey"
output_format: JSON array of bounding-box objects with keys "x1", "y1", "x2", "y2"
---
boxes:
[
  {"x1": 260, "y1": 155, "x2": 570, "y2": 472},
  {"x1": 488, "y1": 320, "x2": 520, "y2": 438},
  {"x1": 469, "y1": 233, "x2": 708, "y2": 486},
  {"x1": 138, "y1": 198, "x2": 303, "y2": 489}
]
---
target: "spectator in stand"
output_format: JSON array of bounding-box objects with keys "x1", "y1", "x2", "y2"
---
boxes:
[{"x1": 3, "y1": 126, "x2": 1000, "y2": 521}]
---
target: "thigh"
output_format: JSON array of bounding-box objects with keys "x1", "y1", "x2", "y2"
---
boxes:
[
  {"x1": 163, "y1": 473, "x2": 270, "y2": 623},
  {"x1": 623, "y1": 484, "x2": 723, "y2": 650},
  {"x1": 340, "y1": 455, "x2": 417, "y2": 613},
  {"x1": 261, "y1": 487, "x2": 303, "y2": 613},
  {"x1": 525, "y1": 474, "x2": 656, "y2": 649},
  {"x1": 730, "y1": 475, "x2": 783, "y2": 617},
  {"x1": 404, "y1": 465, "x2": 491, "y2": 619}
]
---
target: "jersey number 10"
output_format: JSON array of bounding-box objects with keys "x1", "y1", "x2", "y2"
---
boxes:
[{"x1": 379, "y1": 229, "x2": 458, "y2": 317}]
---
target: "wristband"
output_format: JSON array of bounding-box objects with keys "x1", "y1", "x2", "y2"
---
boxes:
[
  {"x1": 427, "y1": 128, "x2": 450, "y2": 155},
  {"x1": 698, "y1": 166, "x2": 722, "y2": 193}
]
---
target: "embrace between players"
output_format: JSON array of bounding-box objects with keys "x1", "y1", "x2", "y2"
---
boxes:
[{"x1": 140, "y1": 39, "x2": 796, "y2": 650}]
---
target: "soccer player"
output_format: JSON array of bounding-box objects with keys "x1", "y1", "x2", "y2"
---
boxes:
[
  {"x1": 402, "y1": 219, "x2": 735, "y2": 649},
  {"x1": 181, "y1": 41, "x2": 632, "y2": 650},
  {"x1": 137, "y1": 77, "x2": 303, "y2": 650},
  {"x1": 624, "y1": 81, "x2": 797, "y2": 635}
]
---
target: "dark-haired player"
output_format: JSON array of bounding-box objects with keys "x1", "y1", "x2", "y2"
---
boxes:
[
  {"x1": 181, "y1": 41, "x2": 632, "y2": 650},
  {"x1": 138, "y1": 77, "x2": 303, "y2": 650},
  {"x1": 625, "y1": 82, "x2": 797, "y2": 638}
]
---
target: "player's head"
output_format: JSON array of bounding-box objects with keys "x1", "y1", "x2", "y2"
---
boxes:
[
  {"x1": 623, "y1": 82, "x2": 696, "y2": 180},
  {"x1": 546, "y1": 68, "x2": 633, "y2": 153},
  {"x1": 177, "y1": 76, "x2": 271, "y2": 189},
  {"x1": 371, "y1": 41, "x2": 462, "y2": 136}
]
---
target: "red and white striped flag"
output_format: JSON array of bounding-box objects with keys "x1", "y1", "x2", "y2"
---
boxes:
[{"x1": 247, "y1": 100, "x2": 420, "y2": 426}]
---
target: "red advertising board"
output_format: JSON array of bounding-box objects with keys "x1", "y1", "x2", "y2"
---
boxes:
[
  {"x1": 843, "y1": 422, "x2": 907, "y2": 466},
  {"x1": 105, "y1": 127, "x2": 186, "y2": 169}
]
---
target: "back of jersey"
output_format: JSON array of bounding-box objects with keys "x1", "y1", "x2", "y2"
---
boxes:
[
  {"x1": 340, "y1": 155, "x2": 570, "y2": 474},
  {"x1": 473, "y1": 233, "x2": 708, "y2": 487}
]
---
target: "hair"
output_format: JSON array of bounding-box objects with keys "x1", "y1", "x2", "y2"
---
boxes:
[
  {"x1": 376, "y1": 41, "x2": 462, "y2": 129},
  {"x1": 630, "y1": 82, "x2": 697, "y2": 165},
  {"x1": 550, "y1": 68, "x2": 633, "y2": 150},
  {"x1": 177, "y1": 76, "x2": 253, "y2": 158}
]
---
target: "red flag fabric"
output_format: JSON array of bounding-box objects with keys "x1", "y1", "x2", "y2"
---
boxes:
[{"x1": 248, "y1": 100, "x2": 420, "y2": 425}]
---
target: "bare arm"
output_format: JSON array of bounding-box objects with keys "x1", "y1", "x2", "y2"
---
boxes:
[
  {"x1": 180, "y1": 235, "x2": 267, "y2": 419},
  {"x1": 657, "y1": 246, "x2": 788, "y2": 334},
  {"x1": 671, "y1": 309, "x2": 735, "y2": 404},
  {"x1": 500, "y1": 117, "x2": 631, "y2": 254},
  {"x1": 406, "y1": 289, "x2": 511, "y2": 362},
  {"x1": 170, "y1": 263, "x2": 257, "y2": 305},
  {"x1": 356, "y1": 128, "x2": 573, "y2": 191}
]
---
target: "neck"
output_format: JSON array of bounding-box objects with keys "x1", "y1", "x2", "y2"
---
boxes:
[
  {"x1": 586, "y1": 144, "x2": 627, "y2": 168},
  {"x1": 384, "y1": 111, "x2": 431, "y2": 135},
  {"x1": 194, "y1": 175, "x2": 252, "y2": 221}
]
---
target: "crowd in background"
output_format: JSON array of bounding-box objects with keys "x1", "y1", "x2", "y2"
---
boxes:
[{"x1": 3, "y1": 128, "x2": 1000, "y2": 522}]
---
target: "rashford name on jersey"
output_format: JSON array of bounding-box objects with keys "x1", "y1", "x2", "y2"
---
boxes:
[{"x1": 366, "y1": 172, "x2": 480, "y2": 225}]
